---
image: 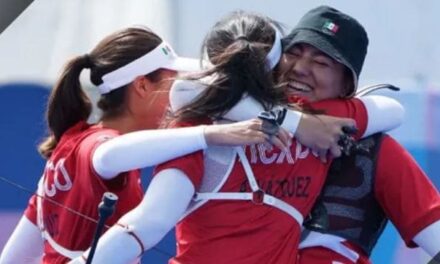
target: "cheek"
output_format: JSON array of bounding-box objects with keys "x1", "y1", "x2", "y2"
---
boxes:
[
  {"x1": 144, "y1": 90, "x2": 170, "y2": 129},
  {"x1": 278, "y1": 55, "x2": 290, "y2": 72},
  {"x1": 276, "y1": 55, "x2": 293, "y2": 79},
  {"x1": 315, "y1": 69, "x2": 344, "y2": 97}
]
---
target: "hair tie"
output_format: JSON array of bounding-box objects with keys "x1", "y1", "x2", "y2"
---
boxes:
[
  {"x1": 82, "y1": 54, "x2": 93, "y2": 69},
  {"x1": 235, "y1": 35, "x2": 249, "y2": 41}
]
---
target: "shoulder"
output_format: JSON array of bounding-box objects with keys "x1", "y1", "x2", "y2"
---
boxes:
[
  {"x1": 375, "y1": 136, "x2": 436, "y2": 193},
  {"x1": 376, "y1": 135, "x2": 413, "y2": 166},
  {"x1": 169, "y1": 78, "x2": 212, "y2": 112},
  {"x1": 154, "y1": 149, "x2": 205, "y2": 190},
  {"x1": 79, "y1": 124, "x2": 119, "y2": 145},
  {"x1": 171, "y1": 79, "x2": 208, "y2": 92},
  {"x1": 375, "y1": 136, "x2": 440, "y2": 246},
  {"x1": 59, "y1": 122, "x2": 118, "y2": 144},
  {"x1": 309, "y1": 98, "x2": 364, "y2": 114},
  {"x1": 54, "y1": 124, "x2": 119, "y2": 163}
]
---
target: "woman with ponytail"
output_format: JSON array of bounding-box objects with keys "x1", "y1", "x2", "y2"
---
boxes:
[
  {"x1": 75, "y1": 11, "x2": 403, "y2": 264},
  {"x1": 0, "y1": 26, "x2": 295, "y2": 264}
]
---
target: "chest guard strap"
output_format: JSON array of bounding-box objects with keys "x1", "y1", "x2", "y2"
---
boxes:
[{"x1": 193, "y1": 146, "x2": 304, "y2": 225}]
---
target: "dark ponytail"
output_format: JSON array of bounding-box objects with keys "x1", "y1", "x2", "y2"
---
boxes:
[
  {"x1": 38, "y1": 55, "x2": 92, "y2": 158},
  {"x1": 176, "y1": 11, "x2": 286, "y2": 122},
  {"x1": 39, "y1": 27, "x2": 162, "y2": 158},
  {"x1": 221, "y1": 38, "x2": 280, "y2": 110}
]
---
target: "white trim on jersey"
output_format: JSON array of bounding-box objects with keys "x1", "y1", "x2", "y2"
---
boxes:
[
  {"x1": 299, "y1": 230, "x2": 359, "y2": 263},
  {"x1": 413, "y1": 219, "x2": 440, "y2": 257},
  {"x1": 36, "y1": 176, "x2": 84, "y2": 260},
  {"x1": 186, "y1": 146, "x2": 304, "y2": 225}
]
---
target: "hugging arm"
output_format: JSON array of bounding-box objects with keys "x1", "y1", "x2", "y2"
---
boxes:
[
  {"x1": 94, "y1": 119, "x2": 289, "y2": 179},
  {"x1": 0, "y1": 216, "x2": 43, "y2": 263},
  {"x1": 92, "y1": 126, "x2": 207, "y2": 179},
  {"x1": 69, "y1": 169, "x2": 195, "y2": 263},
  {"x1": 169, "y1": 80, "x2": 404, "y2": 159},
  {"x1": 358, "y1": 95, "x2": 404, "y2": 137},
  {"x1": 169, "y1": 80, "x2": 350, "y2": 158}
]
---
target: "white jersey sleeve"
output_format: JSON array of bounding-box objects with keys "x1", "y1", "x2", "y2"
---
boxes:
[
  {"x1": 93, "y1": 126, "x2": 207, "y2": 179},
  {"x1": 0, "y1": 216, "x2": 43, "y2": 263},
  {"x1": 169, "y1": 80, "x2": 404, "y2": 139},
  {"x1": 358, "y1": 95, "x2": 405, "y2": 137},
  {"x1": 74, "y1": 169, "x2": 194, "y2": 264},
  {"x1": 413, "y1": 219, "x2": 440, "y2": 257}
]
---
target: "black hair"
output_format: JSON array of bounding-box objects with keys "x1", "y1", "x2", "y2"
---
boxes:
[{"x1": 175, "y1": 11, "x2": 287, "y2": 122}]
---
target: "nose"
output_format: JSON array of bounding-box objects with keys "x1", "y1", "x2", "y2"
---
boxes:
[{"x1": 291, "y1": 56, "x2": 311, "y2": 77}]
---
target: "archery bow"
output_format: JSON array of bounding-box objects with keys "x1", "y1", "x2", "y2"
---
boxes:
[{"x1": 0, "y1": 175, "x2": 174, "y2": 258}]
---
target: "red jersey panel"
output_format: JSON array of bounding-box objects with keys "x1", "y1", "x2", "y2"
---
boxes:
[
  {"x1": 298, "y1": 135, "x2": 440, "y2": 263},
  {"x1": 24, "y1": 122, "x2": 143, "y2": 264},
  {"x1": 154, "y1": 100, "x2": 368, "y2": 264},
  {"x1": 375, "y1": 135, "x2": 440, "y2": 246}
]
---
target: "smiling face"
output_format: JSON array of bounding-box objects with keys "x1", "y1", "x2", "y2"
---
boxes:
[{"x1": 277, "y1": 43, "x2": 352, "y2": 102}]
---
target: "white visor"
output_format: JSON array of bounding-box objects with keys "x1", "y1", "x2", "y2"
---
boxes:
[
  {"x1": 98, "y1": 42, "x2": 201, "y2": 94},
  {"x1": 265, "y1": 27, "x2": 282, "y2": 70}
]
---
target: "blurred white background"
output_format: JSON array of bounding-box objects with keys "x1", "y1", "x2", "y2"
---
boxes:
[{"x1": 0, "y1": 0, "x2": 439, "y2": 88}]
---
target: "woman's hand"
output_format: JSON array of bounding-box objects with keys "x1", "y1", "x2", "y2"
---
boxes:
[
  {"x1": 295, "y1": 114, "x2": 357, "y2": 162},
  {"x1": 204, "y1": 119, "x2": 292, "y2": 151}
]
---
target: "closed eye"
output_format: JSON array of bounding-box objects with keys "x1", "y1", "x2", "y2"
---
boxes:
[
  {"x1": 314, "y1": 56, "x2": 333, "y2": 67},
  {"x1": 287, "y1": 47, "x2": 302, "y2": 57}
]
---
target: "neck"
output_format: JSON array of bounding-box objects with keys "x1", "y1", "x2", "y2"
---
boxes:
[
  {"x1": 100, "y1": 115, "x2": 137, "y2": 134},
  {"x1": 100, "y1": 112, "x2": 159, "y2": 134}
]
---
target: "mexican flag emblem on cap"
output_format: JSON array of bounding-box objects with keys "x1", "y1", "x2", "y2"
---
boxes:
[
  {"x1": 161, "y1": 45, "x2": 172, "y2": 55},
  {"x1": 323, "y1": 21, "x2": 339, "y2": 33}
]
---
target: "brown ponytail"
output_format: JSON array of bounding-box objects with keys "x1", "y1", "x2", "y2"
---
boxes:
[{"x1": 38, "y1": 55, "x2": 92, "y2": 158}]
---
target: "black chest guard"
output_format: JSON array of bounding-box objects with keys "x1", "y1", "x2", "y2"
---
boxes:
[{"x1": 304, "y1": 133, "x2": 387, "y2": 256}]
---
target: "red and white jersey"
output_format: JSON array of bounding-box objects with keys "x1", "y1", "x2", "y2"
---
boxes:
[
  {"x1": 375, "y1": 135, "x2": 440, "y2": 246},
  {"x1": 24, "y1": 121, "x2": 143, "y2": 264},
  {"x1": 298, "y1": 135, "x2": 440, "y2": 264},
  {"x1": 154, "y1": 98, "x2": 368, "y2": 264}
]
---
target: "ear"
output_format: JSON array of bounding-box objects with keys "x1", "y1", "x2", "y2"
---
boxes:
[
  {"x1": 131, "y1": 76, "x2": 152, "y2": 98},
  {"x1": 340, "y1": 70, "x2": 355, "y2": 97},
  {"x1": 339, "y1": 83, "x2": 349, "y2": 97}
]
